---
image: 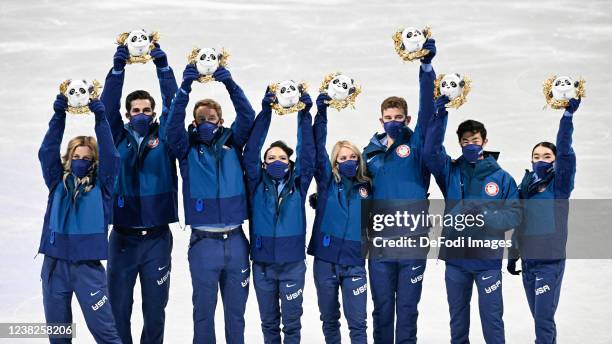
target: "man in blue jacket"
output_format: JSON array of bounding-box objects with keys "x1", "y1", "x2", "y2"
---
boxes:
[
  {"x1": 362, "y1": 39, "x2": 437, "y2": 343},
  {"x1": 423, "y1": 96, "x2": 522, "y2": 344},
  {"x1": 166, "y1": 64, "x2": 255, "y2": 343},
  {"x1": 100, "y1": 43, "x2": 178, "y2": 344}
]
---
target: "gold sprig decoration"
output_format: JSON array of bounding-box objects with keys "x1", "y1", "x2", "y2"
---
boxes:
[
  {"x1": 269, "y1": 82, "x2": 308, "y2": 116},
  {"x1": 59, "y1": 79, "x2": 102, "y2": 115},
  {"x1": 392, "y1": 26, "x2": 432, "y2": 62},
  {"x1": 318, "y1": 72, "x2": 362, "y2": 111},
  {"x1": 116, "y1": 31, "x2": 160, "y2": 64},
  {"x1": 187, "y1": 48, "x2": 231, "y2": 83},
  {"x1": 433, "y1": 74, "x2": 472, "y2": 109},
  {"x1": 542, "y1": 76, "x2": 586, "y2": 110}
]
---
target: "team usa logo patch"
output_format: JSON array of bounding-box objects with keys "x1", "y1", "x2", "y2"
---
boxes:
[
  {"x1": 147, "y1": 137, "x2": 160, "y2": 148},
  {"x1": 359, "y1": 186, "x2": 369, "y2": 198},
  {"x1": 395, "y1": 144, "x2": 411, "y2": 158},
  {"x1": 485, "y1": 182, "x2": 499, "y2": 196}
]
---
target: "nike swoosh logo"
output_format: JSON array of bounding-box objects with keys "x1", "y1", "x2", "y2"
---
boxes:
[
  {"x1": 158, "y1": 266, "x2": 167, "y2": 271},
  {"x1": 412, "y1": 265, "x2": 422, "y2": 271},
  {"x1": 90, "y1": 291, "x2": 100, "y2": 296},
  {"x1": 482, "y1": 276, "x2": 492, "y2": 280},
  {"x1": 351, "y1": 277, "x2": 362, "y2": 282},
  {"x1": 366, "y1": 157, "x2": 376, "y2": 163},
  {"x1": 241, "y1": 268, "x2": 249, "y2": 273},
  {"x1": 536, "y1": 277, "x2": 543, "y2": 281},
  {"x1": 286, "y1": 284, "x2": 296, "y2": 288}
]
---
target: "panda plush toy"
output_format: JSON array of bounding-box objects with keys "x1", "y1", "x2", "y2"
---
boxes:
[
  {"x1": 65, "y1": 80, "x2": 94, "y2": 108},
  {"x1": 440, "y1": 74, "x2": 466, "y2": 101},
  {"x1": 401, "y1": 27, "x2": 426, "y2": 53},
  {"x1": 126, "y1": 29, "x2": 152, "y2": 57},
  {"x1": 327, "y1": 74, "x2": 356, "y2": 101},
  {"x1": 196, "y1": 48, "x2": 221, "y2": 76},
  {"x1": 275, "y1": 80, "x2": 301, "y2": 108},
  {"x1": 551, "y1": 76, "x2": 579, "y2": 101}
]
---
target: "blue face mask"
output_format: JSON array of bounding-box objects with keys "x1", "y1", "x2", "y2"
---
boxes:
[
  {"x1": 197, "y1": 121, "x2": 219, "y2": 143},
  {"x1": 72, "y1": 159, "x2": 93, "y2": 178},
  {"x1": 338, "y1": 159, "x2": 358, "y2": 178},
  {"x1": 462, "y1": 144, "x2": 483, "y2": 163},
  {"x1": 532, "y1": 161, "x2": 554, "y2": 179},
  {"x1": 266, "y1": 160, "x2": 289, "y2": 180},
  {"x1": 383, "y1": 120, "x2": 404, "y2": 140},
  {"x1": 129, "y1": 113, "x2": 153, "y2": 137}
]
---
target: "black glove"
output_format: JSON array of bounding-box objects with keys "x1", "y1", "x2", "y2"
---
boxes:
[
  {"x1": 308, "y1": 193, "x2": 318, "y2": 210},
  {"x1": 507, "y1": 258, "x2": 521, "y2": 275}
]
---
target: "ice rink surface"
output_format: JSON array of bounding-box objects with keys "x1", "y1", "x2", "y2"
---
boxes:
[{"x1": 1, "y1": 0, "x2": 611, "y2": 342}]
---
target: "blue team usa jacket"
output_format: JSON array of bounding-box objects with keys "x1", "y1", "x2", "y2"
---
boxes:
[
  {"x1": 38, "y1": 111, "x2": 120, "y2": 261},
  {"x1": 307, "y1": 108, "x2": 371, "y2": 267},
  {"x1": 243, "y1": 106, "x2": 315, "y2": 264},
  {"x1": 514, "y1": 114, "x2": 575, "y2": 261},
  {"x1": 100, "y1": 67, "x2": 179, "y2": 228},
  {"x1": 424, "y1": 113, "x2": 522, "y2": 270},
  {"x1": 362, "y1": 66, "x2": 436, "y2": 238},
  {"x1": 165, "y1": 80, "x2": 255, "y2": 227}
]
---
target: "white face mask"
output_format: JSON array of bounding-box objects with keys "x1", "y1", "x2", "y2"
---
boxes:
[
  {"x1": 401, "y1": 27, "x2": 426, "y2": 53},
  {"x1": 276, "y1": 80, "x2": 300, "y2": 108},
  {"x1": 126, "y1": 29, "x2": 151, "y2": 57},
  {"x1": 195, "y1": 48, "x2": 220, "y2": 76},
  {"x1": 327, "y1": 74, "x2": 354, "y2": 101},
  {"x1": 440, "y1": 74, "x2": 465, "y2": 100},
  {"x1": 65, "y1": 80, "x2": 92, "y2": 107},
  {"x1": 551, "y1": 76, "x2": 577, "y2": 101}
]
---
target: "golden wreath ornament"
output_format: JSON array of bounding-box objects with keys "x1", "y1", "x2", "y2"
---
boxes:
[
  {"x1": 116, "y1": 30, "x2": 160, "y2": 64},
  {"x1": 269, "y1": 81, "x2": 308, "y2": 116},
  {"x1": 393, "y1": 26, "x2": 432, "y2": 62},
  {"x1": 319, "y1": 72, "x2": 362, "y2": 111},
  {"x1": 188, "y1": 47, "x2": 230, "y2": 83},
  {"x1": 434, "y1": 73, "x2": 472, "y2": 109},
  {"x1": 542, "y1": 75, "x2": 586, "y2": 110},
  {"x1": 59, "y1": 79, "x2": 102, "y2": 114}
]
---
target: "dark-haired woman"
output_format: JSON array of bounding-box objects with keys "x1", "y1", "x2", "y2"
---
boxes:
[
  {"x1": 243, "y1": 89, "x2": 314, "y2": 344},
  {"x1": 508, "y1": 99, "x2": 581, "y2": 344},
  {"x1": 38, "y1": 95, "x2": 121, "y2": 343}
]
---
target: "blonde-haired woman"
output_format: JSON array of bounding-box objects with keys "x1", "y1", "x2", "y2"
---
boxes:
[
  {"x1": 38, "y1": 94, "x2": 121, "y2": 343},
  {"x1": 307, "y1": 93, "x2": 371, "y2": 344}
]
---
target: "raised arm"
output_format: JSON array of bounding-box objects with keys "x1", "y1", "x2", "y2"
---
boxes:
[
  {"x1": 413, "y1": 38, "x2": 437, "y2": 145},
  {"x1": 100, "y1": 45, "x2": 129, "y2": 143},
  {"x1": 313, "y1": 93, "x2": 333, "y2": 186},
  {"x1": 213, "y1": 67, "x2": 256, "y2": 149},
  {"x1": 554, "y1": 99, "x2": 579, "y2": 198},
  {"x1": 295, "y1": 93, "x2": 315, "y2": 197},
  {"x1": 423, "y1": 96, "x2": 453, "y2": 194},
  {"x1": 165, "y1": 65, "x2": 199, "y2": 160},
  {"x1": 150, "y1": 43, "x2": 178, "y2": 137},
  {"x1": 243, "y1": 91, "x2": 275, "y2": 194},
  {"x1": 89, "y1": 100, "x2": 120, "y2": 191},
  {"x1": 38, "y1": 95, "x2": 67, "y2": 190}
]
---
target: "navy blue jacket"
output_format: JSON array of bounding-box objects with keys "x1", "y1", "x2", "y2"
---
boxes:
[
  {"x1": 165, "y1": 80, "x2": 255, "y2": 227},
  {"x1": 38, "y1": 110, "x2": 120, "y2": 261},
  {"x1": 244, "y1": 106, "x2": 315, "y2": 264},
  {"x1": 100, "y1": 67, "x2": 179, "y2": 228},
  {"x1": 363, "y1": 66, "x2": 435, "y2": 201},
  {"x1": 514, "y1": 114, "x2": 575, "y2": 260},
  {"x1": 307, "y1": 107, "x2": 371, "y2": 266},
  {"x1": 424, "y1": 112, "x2": 522, "y2": 270}
]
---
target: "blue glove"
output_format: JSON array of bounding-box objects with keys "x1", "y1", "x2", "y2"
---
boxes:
[
  {"x1": 507, "y1": 258, "x2": 521, "y2": 275},
  {"x1": 89, "y1": 99, "x2": 106, "y2": 120},
  {"x1": 181, "y1": 64, "x2": 200, "y2": 93},
  {"x1": 262, "y1": 88, "x2": 276, "y2": 111},
  {"x1": 316, "y1": 93, "x2": 331, "y2": 110},
  {"x1": 53, "y1": 94, "x2": 68, "y2": 115},
  {"x1": 213, "y1": 66, "x2": 233, "y2": 84},
  {"x1": 300, "y1": 92, "x2": 313, "y2": 113},
  {"x1": 566, "y1": 98, "x2": 580, "y2": 115},
  {"x1": 113, "y1": 45, "x2": 129, "y2": 72},
  {"x1": 434, "y1": 95, "x2": 450, "y2": 116},
  {"x1": 150, "y1": 43, "x2": 168, "y2": 69},
  {"x1": 421, "y1": 38, "x2": 437, "y2": 64}
]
